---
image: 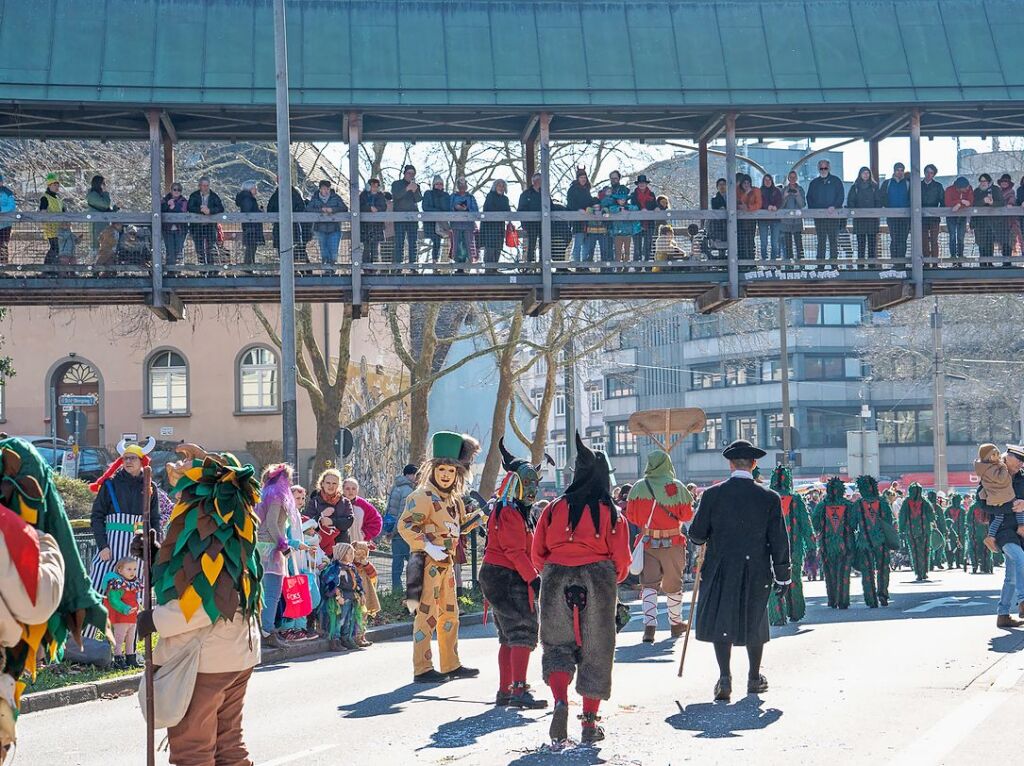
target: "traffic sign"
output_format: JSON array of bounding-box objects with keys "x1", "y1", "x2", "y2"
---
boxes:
[
  {"x1": 334, "y1": 427, "x2": 354, "y2": 459},
  {"x1": 58, "y1": 394, "x2": 98, "y2": 407}
]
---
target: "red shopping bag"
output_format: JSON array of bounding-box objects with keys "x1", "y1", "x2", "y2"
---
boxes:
[
  {"x1": 281, "y1": 571, "x2": 312, "y2": 618},
  {"x1": 505, "y1": 222, "x2": 520, "y2": 248}
]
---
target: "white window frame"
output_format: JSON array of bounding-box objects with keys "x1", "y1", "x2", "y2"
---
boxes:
[
  {"x1": 554, "y1": 391, "x2": 566, "y2": 417},
  {"x1": 147, "y1": 350, "x2": 188, "y2": 415},
  {"x1": 589, "y1": 388, "x2": 603, "y2": 413},
  {"x1": 239, "y1": 347, "x2": 279, "y2": 412}
]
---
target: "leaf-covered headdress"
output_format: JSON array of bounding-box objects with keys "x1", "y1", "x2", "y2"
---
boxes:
[
  {"x1": 855, "y1": 475, "x2": 879, "y2": 499},
  {"x1": 154, "y1": 445, "x2": 263, "y2": 625},
  {"x1": 770, "y1": 464, "x2": 792, "y2": 493},
  {"x1": 825, "y1": 476, "x2": 846, "y2": 502}
]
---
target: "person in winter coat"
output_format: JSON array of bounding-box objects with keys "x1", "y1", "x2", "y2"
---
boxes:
[
  {"x1": 517, "y1": 173, "x2": 544, "y2": 263},
  {"x1": 268, "y1": 182, "x2": 309, "y2": 264},
  {"x1": 449, "y1": 177, "x2": 479, "y2": 265},
  {"x1": 235, "y1": 180, "x2": 266, "y2": 266},
  {"x1": 384, "y1": 464, "x2": 418, "y2": 592},
  {"x1": 306, "y1": 180, "x2": 348, "y2": 266},
  {"x1": 973, "y1": 173, "x2": 1004, "y2": 263},
  {"x1": 187, "y1": 177, "x2": 224, "y2": 265},
  {"x1": 421, "y1": 175, "x2": 451, "y2": 262},
  {"x1": 779, "y1": 171, "x2": 806, "y2": 261},
  {"x1": 736, "y1": 174, "x2": 761, "y2": 262},
  {"x1": 391, "y1": 164, "x2": 423, "y2": 265},
  {"x1": 358, "y1": 179, "x2": 387, "y2": 262},
  {"x1": 39, "y1": 173, "x2": 65, "y2": 267},
  {"x1": 756, "y1": 174, "x2": 782, "y2": 261},
  {"x1": 997, "y1": 173, "x2": 1020, "y2": 259},
  {"x1": 688, "y1": 440, "x2": 791, "y2": 702},
  {"x1": 342, "y1": 477, "x2": 383, "y2": 543},
  {"x1": 481, "y1": 179, "x2": 511, "y2": 265},
  {"x1": 945, "y1": 176, "x2": 974, "y2": 260},
  {"x1": 566, "y1": 168, "x2": 598, "y2": 262},
  {"x1": 255, "y1": 464, "x2": 303, "y2": 647},
  {"x1": 161, "y1": 182, "x2": 188, "y2": 266},
  {"x1": 629, "y1": 174, "x2": 658, "y2": 262},
  {"x1": 707, "y1": 178, "x2": 728, "y2": 256},
  {"x1": 846, "y1": 167, "x2": 881, "y2": 261},
  {"x1": 0, "y1": 174, "x2": 16, "y2": 264},
  {"x1": 601, "y1": 172, "x2": 639, "y2": 262},
  {"x1": 921, "y1": 164, "x2": 945, "y2": 261},
  {"x1": 86, "y1": 174, "x2": 118, "y2": 253},
  {"x1": 880, "y1": 162, "x2": 911, "y2": 261},
  {"x1": 806, "y1": 159, "x2": 845, "y2": 263}
]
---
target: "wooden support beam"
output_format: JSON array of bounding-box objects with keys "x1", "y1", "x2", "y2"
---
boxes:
[
  {"x1": 698, "y1": 139, "x2": 709, "y2": 210},
  {"x1": 868, "y1": 283, "x2": 916, "y2": 311},
  {"x1": 695, "y1": 113, "x2": 725, "y2": 143},
  {"x1": 159, "y1": 111, "x2": 177, "y2": 144},
  {"x1": 146, "y1": 109, "x2": 164, "y2": 313},
  {"x1": 695, "y1": 284, "x2": 739, "y2": 314}
]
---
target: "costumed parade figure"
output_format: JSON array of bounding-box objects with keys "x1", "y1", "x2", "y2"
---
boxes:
[
  {"x1": 853, "y1": 475, "x2": 898, "y2": 608},
  {"x1": 319, "y1": 542, "x2": 363, "y2": 651},
  {"x1": 899, "y1": 483, "x2": 935, "y2": 581},
  {"x1": 0, "y1": 437, "x2": 106, "y2": 762},
  {"x1": 927, "y1": 491, "x2": 948, "y2": 570},
  {"x1": 812, "y1": 477, "x2": 856, "y2": 609},
  {"x1": 87, "y1": 438, "x2": 160, "y2": 614},
  {"x1": 689, "y1": 440, "x2": 791, "y2": 702},
  {"x1": 968, "y1": 497, "x2": 994, "y2": 574},
  {"x1": 352, "y1": 541, "x2": 380, "y2": 647},
  {"x1": 625, "y1": 450, "x2": 694, "y2": 641},
  {"x1": 945, "y1": 493, "x2": 967, "y2": 571},
  {"x1": 478, "y1": 439, "x2": 548, "y2": 710},
  {"x1": 254, "y1": 464, "x2": 302, "y2": 648},
  {"x1": 767, "y1": 465, "x2": 814, "y2": 625},
  {"x1": 138, "y1": 444, "x2": 263, "y2": 766},
  {"x1": 532, "y1": 434, "x2": 631, "y2": 744},
  {"x1": 398, "y1": 432, "x2": 485, "y2": 683}
]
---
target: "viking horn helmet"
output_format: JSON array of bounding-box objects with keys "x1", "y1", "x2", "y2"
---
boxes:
[{"x1": 116, "y1": 436, "x2": 155, "y2": 456}]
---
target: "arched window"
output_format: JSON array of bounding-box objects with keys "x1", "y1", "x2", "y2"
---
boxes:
[
  {"x1": 147, "y1": 350, "x2": 188, "y2": 415},
  {"x1": 239, "y1": 347, "x2": 278, "y2": 412}
]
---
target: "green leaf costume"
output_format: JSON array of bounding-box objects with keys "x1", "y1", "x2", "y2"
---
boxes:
[
  {"x1": 0, "y1": 437, "x2": 106, "y2": 712},
  {"x1": 853, "y1": 475, "x2": 897, "y2": 608},
  {"x1": 966, "y1": 497, "x2": 993, "y2": 574},
  {"x1": 153, "y1": 453, "x2": 263, "y2": 626},
  {"x1": 944, "y1": 493, "x2": 967, "y2": 570},
  {"x1": 899, "y1": 483, "x2": 935, "y2": 581},
  {"x1": 811, "y1": 477, "x2": 857, "y2": 610},
  {"x1": 926, "y1": 491, "x2": 949, "y2": 570},
  {"x1": 767, "y1": 465, "x2": 814, "y2": 625}
]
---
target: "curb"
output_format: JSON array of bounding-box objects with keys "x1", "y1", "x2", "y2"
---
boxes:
[{"x1": 22, "y1": 611, "x2": 485, "y2": 714}]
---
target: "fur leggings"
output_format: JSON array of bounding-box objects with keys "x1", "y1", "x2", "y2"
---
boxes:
[{"x1": 539, "y1": 560, "x2": 618, "y2": 700}]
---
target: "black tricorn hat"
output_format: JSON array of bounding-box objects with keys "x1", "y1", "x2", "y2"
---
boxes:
[
  {"x1": 634, "y1": 174, "x2": 651, "y2": 184},
  {"x1": 722, "y1": 439, "x2": 766, "y2": 461}
]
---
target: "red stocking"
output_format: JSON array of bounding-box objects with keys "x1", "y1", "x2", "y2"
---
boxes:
[
  {"x1": 582, "y1": 696, "x2": 601, "y2": 723},
  {"x1": 498, "y1": 644, "x2": 512, "y2": 693},
  {"x1": 509, "y1": 646, "x2": 531, "y2": 684},
  {"x1": 548, "y1": 670, "x2": 571, "y2": 704}
]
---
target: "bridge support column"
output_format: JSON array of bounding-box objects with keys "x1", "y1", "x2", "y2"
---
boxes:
[
  {"x1": 147, "y1": 110, "x2": 165, "y2": 315},
  {"x1": 868, "y1": 139, "x2": 879, "y2": 184},
  {"x1": 348, "y1": 112, "x2": 364, "y2": 318},
  {"x1": 699, "y1": 139, "x2": 709, "y2": 210},
  {"x1": 539, "y1": 112, "x2": 552, "y2": 306},
  {"x1": 725, "y1": 113, "x2": 739, "y2": 299},
  {"x1": 162, "y1": 135, "x2": 175, "y2": 187},
  {"x1": 909, "y1": 109, "x2": 924, "y2": 298}
]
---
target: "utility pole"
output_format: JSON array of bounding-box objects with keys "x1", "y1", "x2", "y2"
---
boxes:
[
  {"x1": 563, "y1": 335, "x2": 577, "y2": 487},
  {"x1": 778, "y1": 298, "x2": 792, "y2": 464},
  {"x1": 273, "y1": 0, "x2": 298, "y2": 467},
  {"x1": 932, "y1": 297, "x2": 948, "y2": 492}
]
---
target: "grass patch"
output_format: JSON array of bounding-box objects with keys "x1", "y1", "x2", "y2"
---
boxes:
[{"x1": 26, "y1": 662, "x2": 140, "y2": 694}]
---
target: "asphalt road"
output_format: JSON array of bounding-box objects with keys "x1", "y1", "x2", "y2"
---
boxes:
[{"x1": 19, "y1": 566, "x2": 1024, "y2": 766}]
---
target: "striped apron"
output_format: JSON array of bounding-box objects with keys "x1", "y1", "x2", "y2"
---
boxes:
[{"x1": 87, "y1": 484, "x2": 143, "y2": 638}]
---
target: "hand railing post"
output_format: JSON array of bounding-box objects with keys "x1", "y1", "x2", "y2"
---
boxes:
[
  {"x1": 725, "y1": 112, "x2": 739, "y2": 298},
  {"x1": 348, "y1": 112, "x2": 363, "y2": 317},
  {"x1": 540, "y1": 112, "x2": 553, "y2": 305},
  {"x1": 909, "y1": 109, "x2": 924, "y2": 298},
  {"x1": 147, "y1": 110, "x2": 164, "y2": 310}
]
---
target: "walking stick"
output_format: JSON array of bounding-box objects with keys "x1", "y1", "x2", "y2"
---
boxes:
[
  {"x1": 141, "y1": 465, "x2": 156, "y2": 766},
  {"x1": 677, "y1": 545, "x2": 705, "y2": 678}
]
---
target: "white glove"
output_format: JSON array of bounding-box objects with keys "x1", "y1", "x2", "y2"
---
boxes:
[
  {"x1": 444, "y1": 521, "x2": 460, "y2": 538},
  {"x1": 424, "y1": 542, "x2": 447, "y2": 561}
]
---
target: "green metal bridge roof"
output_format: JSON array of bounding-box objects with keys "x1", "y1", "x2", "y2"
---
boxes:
[{"x1": 0, "y1": 0, "x2": 1022, "y2": 140}]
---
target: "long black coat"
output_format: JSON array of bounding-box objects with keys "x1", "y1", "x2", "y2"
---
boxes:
[
  {"x1": 90, "y1": 469, "x2": 161, "y2": 550},
  {"x1": 689, "y1": 476, "x2": 791, "y2": 646}
]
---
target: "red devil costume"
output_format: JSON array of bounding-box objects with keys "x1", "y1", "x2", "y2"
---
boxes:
[
  {"x1": 479, "y1": 439, "x2": 549, "y2": 710},
  {"x1": 532, "y1": 434, "x2": 631, "y2": 745}
]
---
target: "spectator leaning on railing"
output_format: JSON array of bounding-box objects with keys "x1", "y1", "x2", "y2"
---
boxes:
[
  {"x1": 758, "y1": 174, "x2": 782, "y2": 262},
  {"x1": 449, "y1": 177, "x2": 479, "y2": 265},
  {"x1": 161, "y1": 182, "x2": 188, "y2": 266},
  {"x1": 235, "y1": 180, "x2": 266, "y2": 267},
  {"x1": 86, "y1": 174, "x2": 118, "y2": 254},
  {"x1": 846, "y1": 166, "x2": 881, "y2": 261},
  {"x1": 422, "y1": 175, "x2": 451, "y2": 263},
  {"x1": 972, "y1": 173, "x2": 1003, "y2": 263},
  {"x1": 39, "y1": 173, "x2": 65, "y2": 268},
  {"x1": 0, "y1": 174, "x2": 15, "y2": 264},
  {"x1": 359, "y1": 179, "x2": 387, "y2": 263},
  {"x1": 997, "y1": 174, "x2": 1020, "y2": 258},
  {"x1": 566, "y1": 168, "x2": 598, "y2": 263},
  {"x1": 187, "y1": 176, "x2": 224, "y2": 266},
  {"x1": 517, "y1": 173, "x2": 544, "y2": 264},
  {"x1": 481, "y1": 179, "x2": 511, "y2": 265},
  {"x1": 779, "y1": 172, "x2": 806, "y2": 262},
  {"x1": 629, "y1": 174, "x2": 658, "y2": 262},
  {"x1": 880, "y1": 162, "x2": 911, "y2": 261},
  {"x1": 921, "y1": 164, "x2": 944, "y2": 261},
  {"x1": 306, "y1": 179, "x2": 347, "y2": 266},
  {"x1": 805, "y1": 160, "x2": 844, "y2": 264},
  {"x1": 391, "y1": 165, "x2": 422, "y2": 265},
  {"x1": 945, "y1": 176, "x2": 973, "y2": 261}
]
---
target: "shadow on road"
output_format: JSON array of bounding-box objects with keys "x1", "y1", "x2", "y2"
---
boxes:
[
  {"x1": 667, "y1": 696, "x2": 782, "y2": 738},
  {"x1": 506, "y1": 743, "x2": 608, "y2": 766},
  {"x1": 988, "y1": 631, "x2": 1024, "y2": 654},
  {"x1": 784, "y1": 588, "x2": 1000, "y2": 627},
  {"x1": 337, "y1": 682, "x2": 461, "y2": 718},
  {"x1": 615, "y1": 637, "x2": 678, "y2": 664},
  {"x1": 420, "y1": 705, "x2": 535, "y2": 749}
]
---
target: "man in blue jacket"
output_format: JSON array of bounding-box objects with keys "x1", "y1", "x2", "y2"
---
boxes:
[
  {"x1": 385, "y1": 464, "x2": 418, "y2": 593},
  {"x1": 805, "y1": 159, "x2": 845, "y2": 265},
  {"x1": 880, "y1": 162, "x2": 911, "y2": 261}
]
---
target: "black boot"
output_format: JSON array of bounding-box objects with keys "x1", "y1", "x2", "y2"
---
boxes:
[
  {"x1": 125, "y1": 654, "x2": 141, "y2": 668},
  {"x1": 447, "y1": 665, "x2": 479, "y2": 679},
  {"x1": 508, "y1": 682, "x2": 548, "y2": 709},
  {"x1": 579, "y1": 712, "x2": 605, "y2": 743},
  {"x1": 747, "y1": 674, "x2": 769, "y2": 694},
  {"x1": 714, "y1": 675, "x2": 732, "y2": 701},
  {"x1": 549, "y1": 701, "x2": 569, "y2": 743},
  {"x1": 413, "y1": 669, "x2": 449, "y2": 684},
  {"x1": 111, "y1": 656, "x2": 126, "y2": 670}
]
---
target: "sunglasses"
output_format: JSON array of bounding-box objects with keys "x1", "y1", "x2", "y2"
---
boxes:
[{"x1": 818, "y1": 166, "x2": 829, "y2": 171}]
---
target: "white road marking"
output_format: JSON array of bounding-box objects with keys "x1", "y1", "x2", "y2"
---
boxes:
[
  {"x1": 259, "y1": 745, "x2": 337, "y2": 765},
  {"x1": 903, "y1": 595, "x2": 989, "y2": 613},
  {"x1": 897, "y1": 692, "x2": 1006, "y2": 765}
]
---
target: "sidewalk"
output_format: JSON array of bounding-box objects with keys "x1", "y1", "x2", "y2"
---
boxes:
[{"x1": 21, "y1": 612, "x2": 485, "y2": 714}]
